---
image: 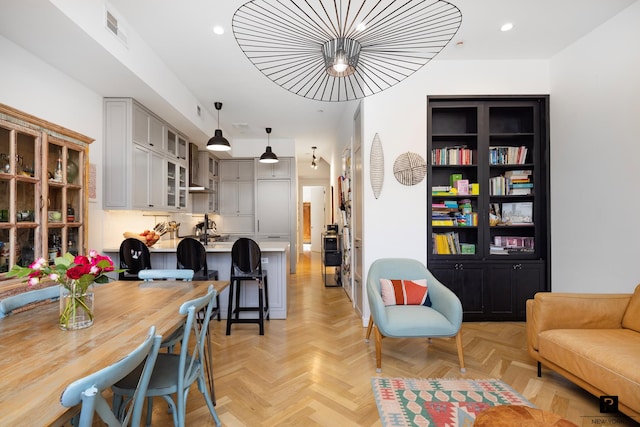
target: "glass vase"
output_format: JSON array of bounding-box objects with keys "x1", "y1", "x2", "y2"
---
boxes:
[{"x1": 59, "y1": 282, "x2": 94, "y2": 330}]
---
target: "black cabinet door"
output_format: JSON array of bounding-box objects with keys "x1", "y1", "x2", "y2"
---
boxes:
[
  {"x1": 486, "y1": 261, "x2": 545, "y2": 320},
  {"x1": 514, "y1": 262, "x2": 545, "y2": 319},
  {"x1": 430, "y1": 262, "x2": 485, "y2": 320}
]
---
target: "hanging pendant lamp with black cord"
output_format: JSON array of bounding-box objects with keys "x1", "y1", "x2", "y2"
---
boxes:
[
  {"x1": 259, "y1": 127, "x2": 278, "y2": 163},
  {"x1": 207, "y1": 102, "x2": 231, "y2": 151}
]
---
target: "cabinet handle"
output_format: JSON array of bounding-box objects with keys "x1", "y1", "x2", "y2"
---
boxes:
[
  {"x1": 149, "y1": 143, "x2": 154, "y2": 146},
  {"x1": 148, "y1": 204, "x2": 154, "y2": 207},
  {"x1": 257, "y1": 220, "x2": 260, "y2": 232}
]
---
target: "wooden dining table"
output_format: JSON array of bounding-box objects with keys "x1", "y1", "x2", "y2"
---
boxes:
[{"x1": 0, "y1": 279, "x2": 229, "y2": 426}]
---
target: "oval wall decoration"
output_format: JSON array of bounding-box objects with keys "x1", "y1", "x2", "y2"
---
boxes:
[
  {"x1": 393, "y1": 152, "x2": 427, "y2": 186},
  {"x1": 370, "y1": 134, "x2": 384, "y2": 199}
]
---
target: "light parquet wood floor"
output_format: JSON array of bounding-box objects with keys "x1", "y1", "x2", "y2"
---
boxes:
[{"x1": 143, "y1": 251, "x2": 637, "y2": 426}]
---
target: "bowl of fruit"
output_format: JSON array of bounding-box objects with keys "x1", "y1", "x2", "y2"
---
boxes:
[{"x1": 123, "y1": 230, "x2": 161, "y2": 247}]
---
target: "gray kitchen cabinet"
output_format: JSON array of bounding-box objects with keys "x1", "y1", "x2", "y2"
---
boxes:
[
  {"x1": 132, "y1": 143, "x2": 165, "y2": 209},
  {"x1": 219, "y1": 160, "x2": 254, "y2": 234},
  {"x1": 104, "y1": 98, "x2": 190, "y2": 211},
  {"x1": 220, "y1": 159, "x2": 254, "y2": 181},
  {"x1": 219, "y1": 181, "x2": 253, "y2": 214},
  {"x1": 256, "y1": 157, "x2": 291, "y2": 179},
  {"x1": 132, "y1": 102, "x2": 165, "y2": 153},
  {"x1": 191, "y1": 150, "x2": 219, "y2": 213},
  {"x1": 166, "y1": 160, "x2": 188, "y2": 210},
  {"x1": 256, "y1": 180, "x2": 290, "y2": 237},
  {"x1": 166, "y1": 128, "x2": 187, "y2": 162}
]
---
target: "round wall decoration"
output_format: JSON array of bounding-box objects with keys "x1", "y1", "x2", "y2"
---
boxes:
[{"x1": 393, "y1": 152, "x2": 427, "y2": 186}]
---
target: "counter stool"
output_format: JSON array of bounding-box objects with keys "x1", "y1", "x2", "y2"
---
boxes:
[
  {"x1": 226, "y1": 238, "x2": 269, "y2": 335},
  {"x1": 177, "y1": 237, "x2": 221, "y2": 320},
  {"x1": 118, "y1": 238, "x2": 152, "y2": 281}
]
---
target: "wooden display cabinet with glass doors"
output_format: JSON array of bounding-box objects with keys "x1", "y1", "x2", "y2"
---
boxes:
[{"x1": 0, "y1": 103, "x2": 92, "y2": 292}]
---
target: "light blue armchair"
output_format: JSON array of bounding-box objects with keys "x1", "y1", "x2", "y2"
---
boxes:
[{"x1": 365, "y1": 258, "x2": 465, "y2": 372}]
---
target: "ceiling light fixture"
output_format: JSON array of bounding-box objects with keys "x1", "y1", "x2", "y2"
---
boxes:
[
  {"x1": 501, "y1": 22, "x2": 514, "y2": 32},
  {"x1": 206, "y1": 102, "x2": 231, "y2": 152},
  {"x1": 232, "y1": 0, "x2": 462, "y2": 102},
  {"x1": 311, "y1": 146, "x2": 318, "y2": 169},
  {"x1": 213, "y1": 26, "x2": 225, "y2": 35},
  {"x1": 259, "y1": 127, "x2": 279, "y2": 163}
]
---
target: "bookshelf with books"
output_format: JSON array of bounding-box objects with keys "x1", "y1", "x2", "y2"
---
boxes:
[{"x1": 427, "y1": 96, "x2": 550, "y2": 321}]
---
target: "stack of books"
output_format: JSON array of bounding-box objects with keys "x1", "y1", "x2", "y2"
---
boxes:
[
  {"x1": 431, "y1": 185, "x2": 452, "y2": 196},
  {"x1": 432, "y1": 201, "x2": 458, "y2": 226},
  {"x1": 489, "y1": 146, "x2": 528, "y2": 165},
  {"x1": 489, "y1": 170, "x2": 533, "y2": 196},
  {"x1": 431, "y1": 146, "x2": 473, "y2": 165},
  {"x1": 433, "y1": 232, "x2": 460, "y2": 254},
  {"x1": 491, "y1": 236, "x2": 535, "y2": 254},
  {"x1": 505, "y1": 170, "x2": 533, "y2": 195},
  {"x1": 432, "y1": 232, "x2": 475, "y2": 255}
]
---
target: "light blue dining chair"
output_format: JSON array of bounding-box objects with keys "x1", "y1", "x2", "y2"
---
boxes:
[
  {"x1": 0, "y1": 285, "x2": 60, "y2": 318},
  {"x1": 60, "y1": 326, "x2": 162, "y2": 427},
  {"x1": 138, "y1": 269, "x2": 194, "y2": 353},
  {"x1": 112, "y1": 285, "x2": 221, "y2": 427},
  {"x1": 138, "y1": 269, "x2": 194, "y2": 281},
  {"x1": 365, "y1": 258, "x2": 466, "y2": 373}
]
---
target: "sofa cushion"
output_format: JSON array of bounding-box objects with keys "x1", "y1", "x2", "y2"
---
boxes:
[
  {"x1": 538, "y1": 329, "x2": 640, "y2": 413},
  {"x1": 622, "y1": 284, "x2": 640, "y2": 333}
]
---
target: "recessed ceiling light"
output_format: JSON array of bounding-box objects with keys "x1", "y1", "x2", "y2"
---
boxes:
[
  {"x1": 213, "y1": 26, "x2": 224, "y2": 35},
  {"x1": 500, "y1": 23, "x2": 514, "y2": 32},
  {"x1": 356, "y1": 22, "x2": 366, "y2": 32}
]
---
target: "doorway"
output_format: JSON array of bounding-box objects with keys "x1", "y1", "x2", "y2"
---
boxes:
[
  {"x1": 303, "y1": 202, "x2": 311, "y2": 243},
  {"x1": 302, "y1": 186, "x2": 326, "y2": 253}
]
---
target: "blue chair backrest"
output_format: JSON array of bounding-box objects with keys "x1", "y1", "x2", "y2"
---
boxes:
[
  {"x1": 177, "y1": 285, "x2": 216, "y2": 388},
  {"x1": 138, "y1": 269, "x2": 194, "y2": 281},
  {"x1": 0, "y1": 285, "x2": 60, "y2": 318},
  {"x1": 60, "y1": 326, "x2": 162, "y2": 427}
]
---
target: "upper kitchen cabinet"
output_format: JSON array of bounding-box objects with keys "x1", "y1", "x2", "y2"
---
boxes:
[
  {"x1": 256, "y1": 157, "x2": 291, "y2": 179},
  {"x1": 132, "y1": 102, "x2": 165, "y2": 153},
  {"x1": 191, "y1": 149, "x2": 219, "y2": 214},
  {"x1": 166, "y1": 128, "x2": 187, "y2": 163},
  {"x1": 0, "y1": 103, "x2": 91, "y2": 286},
  {"x1": 220, "y1": 159, "x2": 254, "y2": 181},
  {"x1": 104, "y1": 98, "x2": 190, "y2": 212}
]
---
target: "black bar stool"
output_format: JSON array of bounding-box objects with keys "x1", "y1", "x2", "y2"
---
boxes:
[
  {"x1": 177, "y1": 237, "x2": 221, "y2": 320},
  {"x1": 118, "y1": 238, "x2": 152, "y2": 280},
  {"x1": 226, "y1": 238, "x2": 269, "y2": 335}
]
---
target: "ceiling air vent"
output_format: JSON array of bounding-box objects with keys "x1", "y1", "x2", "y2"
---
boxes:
[{"x1": 105, "y1": 9, "x2": 128, "y2": 46}]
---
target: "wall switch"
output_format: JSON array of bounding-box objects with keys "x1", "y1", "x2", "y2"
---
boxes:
[{"x1": 261, "y1": 258, "x2": 268, "y2": 264}]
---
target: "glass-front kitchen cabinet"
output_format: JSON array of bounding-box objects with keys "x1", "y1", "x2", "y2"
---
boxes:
[{"x1": 0, "y1": 104, "x2": 91, "y2": 290}]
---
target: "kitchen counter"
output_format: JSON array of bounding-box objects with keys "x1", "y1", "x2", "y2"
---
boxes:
[{"x1": 104, "y1": 239, "x2": 290, "y2": 319}]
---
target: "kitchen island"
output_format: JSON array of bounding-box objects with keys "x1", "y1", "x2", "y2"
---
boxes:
[{"x1": 104, "y1": 239, "x2": 290, "y2": 319}]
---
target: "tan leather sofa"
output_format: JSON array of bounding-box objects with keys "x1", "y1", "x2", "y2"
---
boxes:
[{"x1": 526, "y1": 285, "x2": 640, "y2": 421}]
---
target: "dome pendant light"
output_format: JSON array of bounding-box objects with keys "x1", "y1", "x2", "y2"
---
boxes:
[
  {"x1": 207, "y1": 102, "x2": 231, "y2": 151},
  {"x1": 259, "y1": 127, "x2": 278, "y2": 163}
]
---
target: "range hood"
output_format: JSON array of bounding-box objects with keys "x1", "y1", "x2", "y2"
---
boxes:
[{"x1": 188, "y1": 142, "x2": 213, "y2": 193}]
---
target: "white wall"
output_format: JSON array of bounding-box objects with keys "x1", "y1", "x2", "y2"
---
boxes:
[
  {"x1": 0, "y1": 35, "x2": 105, "y2": 251},
  {"x1": 549, "y1": 1, "x2": 640, "y2": 292},
  {"x1": 354, "y1": 59, "x2": 550, "y2": 321}
]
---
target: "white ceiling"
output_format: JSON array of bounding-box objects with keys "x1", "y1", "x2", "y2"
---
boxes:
[{"x1": 0, "y1": 0, "x2": 636, "y2": 176}]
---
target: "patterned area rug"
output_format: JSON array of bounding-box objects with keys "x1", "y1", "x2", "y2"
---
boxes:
[{"x1": 371, "y1": 378, "x2": 534, "y2": 427}]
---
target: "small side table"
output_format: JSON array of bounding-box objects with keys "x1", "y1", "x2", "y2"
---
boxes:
[{"x1": 321, "y1": 232, "x2": 342, "y2": 287}]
